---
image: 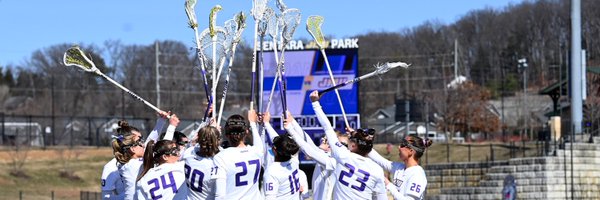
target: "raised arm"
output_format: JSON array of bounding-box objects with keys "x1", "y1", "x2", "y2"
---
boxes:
[
  {"x1": 263, "y1": 112, "x2": 279, "y2": 146},
  {"x1": 291, "y1": 117, "x2": 320, "y2": 150},
  {"x1": 248, "y1": 109, "x2": 264, "y2": 157},
  {"x1": 162, "y1": 114, "x2": 180, "y2": 141},
  {"x1": 367, "y1": 149, "x2": 394, "y2": 172},
  {"x1": 284, "y1": 113, "x2": 334, "y2": 169},
  {"x1": 310, "y1": 91, "x2": 352, "y2": 162},
  {"x1": 144, "y1": 111, "x2": 168, "y2": 145}
]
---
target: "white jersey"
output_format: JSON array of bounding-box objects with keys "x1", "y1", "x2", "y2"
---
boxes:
[
  {"x1": 310, "y1": 152, "x2": 335, "y2": 200},
  {"x1": 101, "y1": 158, "x2": 125, "y2": 199},
  {"x1": 297, "y1": 169, "x2": 310, "y2": 200},
  {"x1": 136, "y1": 162, "x2": 189, "y2": 200},
  {"x1": 313, "y1": 101, "x2": 387, "y2": 200},
  {"x1": 388, "y1": 166, "x2": 427, "y2": 200},
  {"x1": 213, "y1": 146, "x2": 263, "y2": 199},
  {"x1": 118, "y1": 158, "x2": 144, "y2": 200},
  {"x1": 182, "y1": 146, "x2": 217, "y2": 200},
  {"x1": 368, "y1": 149, "x2": 427, "y2": 199},
  {"x1": 263, "y1": 161, "x2": 301, "y2": 200},
  {"x1": 286, "y1": 126, "x2": 336, "y2": 200}
]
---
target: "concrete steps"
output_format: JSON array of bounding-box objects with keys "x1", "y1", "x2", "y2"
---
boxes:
[{"x1": 425, "y1": 141, "x2": 600, "y2": 199}]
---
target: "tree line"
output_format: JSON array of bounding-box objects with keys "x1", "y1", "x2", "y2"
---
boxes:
[{"x1": 0, "y1": 0, "x2": 598, "y2": 136}]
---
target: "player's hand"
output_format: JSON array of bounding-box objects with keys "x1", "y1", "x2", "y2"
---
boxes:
[
  {"x1": 384, "y1": 178, "x2": 391, "y2": 186},
  {"x1": 169, "y1": 114, "x2": 180, "y2": 127},
  {"x1": 309, "y1": 90, "x2": 321, "y2": 102},
  {"x1": 345, "y1": 127, "x2": 355, "y2": 136},
  {"x1": 248, "y1": 109, "x2": 258, "y2": 123},
  {"x1": 263, "y1": 112, "x2": 271, "y2": 124},
  {"x1": 158, "y1": 111, "x2": 170, "y2": 119},
  {"x1": 283, "y1": 111, "x2": 293, "y2": 129},
  {"x1": 207, "y1": 104, "x2": 214, "y2": 118}
]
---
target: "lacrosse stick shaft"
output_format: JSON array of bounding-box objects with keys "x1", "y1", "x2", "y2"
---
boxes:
[
  {"x1": 217, "y1": 44, "x2": 239, "y2": 125},
  {"x1": 277, "y1": 48, "x2": 288, "y2": 119},
  {"x1": 192, "y1": 26, "x2": 213, "y2": 122},
  {"x1": 98, "y1": 72, "x2": 163, "y2": 113},
  {"x1": 211, "y1": 37, "x2": 218, "y2": 119},
  {"x1": 318, "y1": 71, "x2": 378, "y2": 96},
  {"x1": 320, "y1": 49, "x2": 350, "y2": 128},
  {"x1": 250, "y1": 22, "x2": 259, "y2": 111},
  {"x1": 258, "y1": 36, "x2": 266, "y2": 114},
  {"x1": 265, "y1": 40, "x2": 281, "y2": 113}
]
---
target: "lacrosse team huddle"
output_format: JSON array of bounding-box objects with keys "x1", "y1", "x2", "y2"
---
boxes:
[{"x1": 87, "y1": 0, "x2": 432, "y2": 200}]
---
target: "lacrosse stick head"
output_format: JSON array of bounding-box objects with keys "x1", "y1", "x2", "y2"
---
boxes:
[
  {"x1": 281, "y1": 8, "x2": 301, "y2": 45},
  {"x1": 266, "y1": 9, "x2": 281, "y2": 40},
  {"x1": 251, "y1": 0, "x2": 269, "y2": 21},
  {"x1": 276, "y1": 0, "x2": 287, "y2": 12},
  {"x1": 258, "y1": 8, "x2": 274, "y2": 37},
  {"x1": 200, "y1": 27, "x2": 228, "y2": 77},
  {"x1": 375, "y1": 61, "x2": 411, "y2": 75},
  {"x1": 224, "y1": 12, "x2": 247, "y2": 44},
  {"x1": 209, "y1": 5, "x2": 223, "y2": 38},
  {"x1": 306, "y1": 15, "x2": 326, "y2": 49},
  {"x1": 63, "y1": 45, "x2": 98, "y2": 73},
  {"x1": 184, "y1": 0, "x2": 198, "y2": 29}
]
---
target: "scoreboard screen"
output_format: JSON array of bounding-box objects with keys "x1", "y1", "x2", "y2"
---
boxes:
[
  {"x1": 258, "y1": 41, "x2": 360, "y2": 164},
  {"x1": 260, "y1": 48, "x2": 359, "y2": 119}
]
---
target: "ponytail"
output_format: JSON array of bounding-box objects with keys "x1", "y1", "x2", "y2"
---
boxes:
[{"x1": 137, "y1": 140, "x2": 156, "y2": 182}]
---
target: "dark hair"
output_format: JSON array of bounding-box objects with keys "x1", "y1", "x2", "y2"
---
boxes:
[
  {"x1": 224, "y1": 114, "x2": 248, "y2": 146},
  {"x1": 137, "y1": 140, "x2": 178, "y2": 181},
  {"x1": 404, "y1": 135, "x2": 433, "y2": 160},
  {"x1": 272, "y1": 133, "x2": 299, "y2": 162},
  {"x1": 116, "y1": 120, "x2": 140, "y2": 137},
  {"x1": 159, "y1": 131, "x2": 188, "y2": 146},
  {"x1": 196, "y1": 126, "x2": 221, "y2": 157},
  {"x1": 349, "y1": 128, "x2": 376, "y2": 156}
]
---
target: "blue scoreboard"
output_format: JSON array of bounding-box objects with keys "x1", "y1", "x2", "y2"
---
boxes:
[{"x1": 259, "y1": 38, "x2": 360, "y2": 163}]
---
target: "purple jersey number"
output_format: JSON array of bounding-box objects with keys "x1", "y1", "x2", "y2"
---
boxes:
[
  {"x1": 410, "y1": 183, "x2": 421, "y2": 193},
  {"x1": 148, "y1": 171, "x2": 178, "y2": 200},
  {"x1": 288, "y1": 169, "x2": 300, "y2": 194},
  {"x1": 234, "y1": 159, "x2": 261, "y2": 187},
  {"x1": 338, "y1": 163, "x2": 371, "y2": 192},
  {"x1": 185, "y1": 164, "x2": 205, "y2": 193}
]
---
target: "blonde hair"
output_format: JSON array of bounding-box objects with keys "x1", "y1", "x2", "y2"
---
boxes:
[
  {"x1": 197, "y1": 126, "x2": 221, "y2": 157},
  {"x1": 111, "y1": 134, "x2": 138, "y2": 164}
]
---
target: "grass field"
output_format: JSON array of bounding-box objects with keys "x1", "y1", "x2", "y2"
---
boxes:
[{"x1": 0, "y1": 142, "x2": 542, "y2": 200}]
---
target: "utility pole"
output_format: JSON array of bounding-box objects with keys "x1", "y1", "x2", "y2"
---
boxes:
[
  {"x1": 518, "y1": 58, "x2": 528, "y2": 139},
  {"x1": 454, "y1": 39, "x2": 458, "y2": 79},
  {"x1": 155, "y1": 41, "x2": 161, "y2": 109},
  {"x1": 405, "y1": 69, "x2": 410, "y2": 137},
  {"x1": 571, "y1": 0, "x2": 582, "y2": 135}
]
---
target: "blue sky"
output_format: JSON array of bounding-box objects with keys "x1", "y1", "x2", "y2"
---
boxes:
[{"x1": 0, "y1": 0, "x2": 521, "y2": 66}]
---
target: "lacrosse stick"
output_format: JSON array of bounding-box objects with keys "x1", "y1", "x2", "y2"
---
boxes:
[
  {"x1": 276, "y1": 8, "x2": 301, "y2": 119},
  {"x1": 63, "y1": 45, "x2": 165, "y2": 114},
  {"x1": 250, "y1": 0, "x2": 269, "y2": 112},
  {"x1": 257, "y1": 8, "x2": 274, "y2": 115},
  {"x1": 185, "y1": 0, "x2": 214, "y2": 121},
  {"x1": 199, "y1": 25, "x2": 228, "y2": 122},
  {"x1": 275, "y1": 0, "x2": 287, "y2": 12},
  {"x1": 217, "y1": 12, "x2": 246, "y2": 125},
  {"x1": 209, "y1": 5, "x2": 223, "y2": 119},
  {"x1": 264, "y1": 9, "x2": 283, "y2": 113},
  {"x1": 318, "y1": 62, "x2": 411, "y2": 96},
  {"x1": 307, "y1": 15, "x2": 351, "y2": 128}
]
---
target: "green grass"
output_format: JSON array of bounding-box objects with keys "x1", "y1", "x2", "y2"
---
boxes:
[{"x1": 0, "y1": 142, "x2": 543, "y2": 199}]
